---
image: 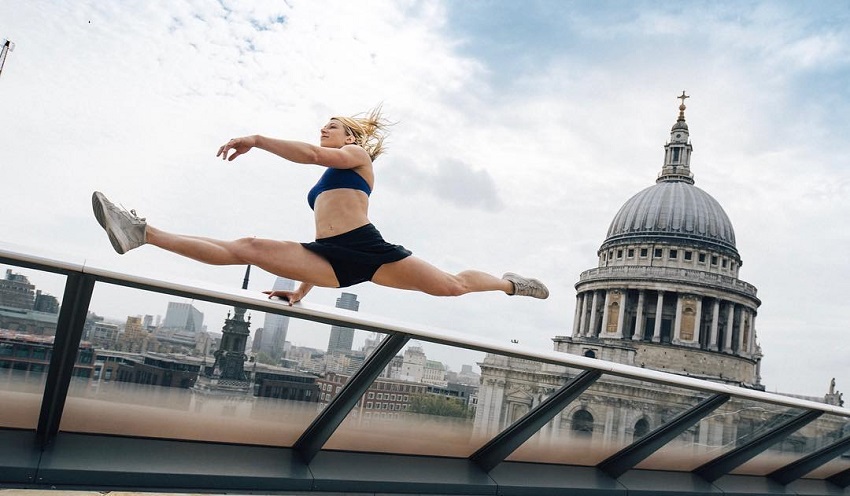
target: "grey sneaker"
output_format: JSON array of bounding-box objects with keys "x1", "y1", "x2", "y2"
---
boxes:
[
  {"x1": 503, "y1": 272, "x2": 549, "y2": 299},
  {"x1": 92, "y1": 191, "x2": 147, "y2": 254}
]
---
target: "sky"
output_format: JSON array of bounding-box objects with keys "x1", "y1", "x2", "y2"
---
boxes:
[{"x1": 0, "y1": 0, "x2": 848, "y2": 397}]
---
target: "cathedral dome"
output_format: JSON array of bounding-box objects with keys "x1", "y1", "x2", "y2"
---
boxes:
[
  {"x1": 602, "y1": 180, "x2": 737, "y2": 254},
  {"x1": 569, "y1": 94, "x2": 760, "y2": 388},
  {"x1": 600, "y1": 93, "x2": 739, "y2": 258}
]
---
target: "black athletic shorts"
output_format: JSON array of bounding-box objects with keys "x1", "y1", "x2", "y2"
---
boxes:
[{"x1": 301, "y1": 223, "x2": 412, "y2": 288}]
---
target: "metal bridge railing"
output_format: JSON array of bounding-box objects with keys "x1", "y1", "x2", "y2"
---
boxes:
[{"x1": 1, "y1": 243, "x2": 848, "y2": 495}]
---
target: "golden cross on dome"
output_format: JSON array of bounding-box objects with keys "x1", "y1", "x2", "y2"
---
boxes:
[{"x1": 676, "y1": 91, "x2": 690, "y2": 121}]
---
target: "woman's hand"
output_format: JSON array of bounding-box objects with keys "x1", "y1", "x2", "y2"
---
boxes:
[
  {"x1": 263, "y1": 290, "x2": 300, "y2": 305},
  {"x1": 263, "y1": 282, "x2": 313, "y2": 306},
  {"x1": 217, "y1": 135, "x2": 257, "y2": 161}
]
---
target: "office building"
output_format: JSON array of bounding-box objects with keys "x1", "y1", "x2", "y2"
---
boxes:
[
  {"x1": 327, "y1": 292, "x2": 359, "y2": 354},
  {"x1": 162, "y1": 302, "x2": 204, "y2": 334},
  {"x1": 259, "y1": 277, "x2": 294, "y2": 358}
]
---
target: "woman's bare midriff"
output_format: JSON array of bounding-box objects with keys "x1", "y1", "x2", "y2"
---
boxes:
[{"x1": 313, "y1": 189, "x2": 371, "y2": 239}]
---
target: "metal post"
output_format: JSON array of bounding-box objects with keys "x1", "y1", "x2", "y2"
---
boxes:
[
  {"x1": 598, "y1": 393, "x2": 731, "y2": 478},
  {"x1": 695, "y1": 410, "x2": 823, "y2": 483},
  {"x1": 293, "y1": 333, "x2": 409, "y2": 463},
  {"x1": 768, "y1": 434, "x2": 850, "y2": 485},
  {"x1": 470, "y1": 369, "x2": 602, "y2": 472},
  {"x1": 36, "y1": 273, "x2": 96, "y2": 449}
]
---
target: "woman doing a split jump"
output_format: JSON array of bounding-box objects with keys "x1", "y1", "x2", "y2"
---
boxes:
[{"x1": 92, "y1": 107, "x2": 549, "y2": 304}]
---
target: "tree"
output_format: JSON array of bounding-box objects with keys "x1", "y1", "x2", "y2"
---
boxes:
[
  {"x1": 255, "y1": 351, "x2": 277, "y2": 366},
  {"x1": 406, "y1": 393, "x2": 472, "y2": 418}
]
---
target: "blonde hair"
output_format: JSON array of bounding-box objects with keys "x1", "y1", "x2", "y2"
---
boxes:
[{"x1": 332, "y1": 105, "x2": 391, "y2": 161}]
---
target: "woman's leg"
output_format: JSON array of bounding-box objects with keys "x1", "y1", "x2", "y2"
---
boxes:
[
  {"x1": 370, "y1": 256, "x2": 514, "y2": 296},
  {"x1": 92, "y1": 191, "x2": 339, "y2": 287},
  {"x1": 146, "y1": 225, "x2": 340, "y2": 287}
]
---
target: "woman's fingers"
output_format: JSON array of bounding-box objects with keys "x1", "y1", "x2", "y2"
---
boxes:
[
  {"x1": 217, "y1": 143, "x2": 232, "y2": 159},
  {"x1": 263, "y1": 290, "x2": 298, "y2": 305},
  {"x1": 217, "y1": 138, "x2": 239, "y2": 160}
]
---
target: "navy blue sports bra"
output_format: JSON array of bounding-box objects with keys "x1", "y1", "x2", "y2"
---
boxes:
[{"x1": 307, "y1": 167, "x2": 372, "y2": 210}]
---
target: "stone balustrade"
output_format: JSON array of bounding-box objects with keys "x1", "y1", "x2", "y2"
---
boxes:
[{"x1": 578, "y1": 266, "x2": 758, "y2": 298}]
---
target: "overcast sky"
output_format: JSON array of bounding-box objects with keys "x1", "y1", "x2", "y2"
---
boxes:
[{"x1": 1, "y1": 1, "x2": 848, "y2": 397}]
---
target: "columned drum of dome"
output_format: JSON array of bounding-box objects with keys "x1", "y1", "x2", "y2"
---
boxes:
[{"x1": 560, "y1": 94, "x2": 762, "y2": 389}]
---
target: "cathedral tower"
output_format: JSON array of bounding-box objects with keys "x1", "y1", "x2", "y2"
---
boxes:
[{"x1": 555, "y1": 93, "x2": 762, "y2": 388}]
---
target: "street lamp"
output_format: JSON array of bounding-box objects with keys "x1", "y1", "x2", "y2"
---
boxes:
[{"x1": 0, "y1": 39, "x2": 15, "y2": 79}]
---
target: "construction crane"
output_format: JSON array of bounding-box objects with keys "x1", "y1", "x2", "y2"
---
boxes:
[{"x1": 0, "y1": 39, "x2": 16, "y2": 79}]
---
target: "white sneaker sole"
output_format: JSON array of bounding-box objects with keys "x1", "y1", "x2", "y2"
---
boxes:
[{"x1": 92, "y1": 191, "x2": 108, "y2": 229}]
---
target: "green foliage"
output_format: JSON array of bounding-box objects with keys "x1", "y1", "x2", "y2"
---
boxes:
[
  {"x1": 255, "y1": 351, "x2": 277, "y2": 366},
  {"x1": 407, "y1": 393, "x2": 472, "y2": 418}
]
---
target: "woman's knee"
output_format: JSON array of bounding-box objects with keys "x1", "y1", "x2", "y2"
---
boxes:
[
  {"x1": 231, "y1": 237, "x2": 274, "y2": 263},
  {"x1": 429, "y1": 275, "x2": 467, "y2": 297}
]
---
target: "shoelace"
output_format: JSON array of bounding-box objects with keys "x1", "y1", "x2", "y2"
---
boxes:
[
  {"x1": 515, "y1": 278, "x2": 545, "y2": 296},
  {"x1": 115, "y1": 202, "x2": 146, "y2": 222}
]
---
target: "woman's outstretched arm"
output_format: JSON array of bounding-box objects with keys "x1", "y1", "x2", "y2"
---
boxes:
[{"x1": 217, "y1": 135, "x2": 369, "y2": 169}]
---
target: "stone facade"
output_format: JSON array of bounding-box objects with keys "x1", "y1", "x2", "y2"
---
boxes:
[
  {"x1": 474, "y1": 357, "x2": 844, "y2": 468},
  {"x1": 560, "y1": 97, "x2": 763, "y2": 387},
  {"x1": 474, "y1": 96, "x2": 844, "y2": 465}
]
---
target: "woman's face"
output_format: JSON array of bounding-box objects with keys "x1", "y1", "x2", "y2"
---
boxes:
[{"x1": 320, "y1": 119, "x2": 354, "y2": 148}]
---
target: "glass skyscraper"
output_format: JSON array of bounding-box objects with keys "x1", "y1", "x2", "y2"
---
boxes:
[
  {"x1": 260, "y1": 277, "x2": 295, "y2": 357},
  {"x1": 327, "y1": 292, "x2": 359, "y2": 353},
  {"x1": 162, "y1": 302, "x2": 204, "y2": 333}
]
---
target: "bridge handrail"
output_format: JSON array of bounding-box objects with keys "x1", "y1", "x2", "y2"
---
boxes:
[{"x1": 0, "y1": 243, "x2": 847, "y2": 418}]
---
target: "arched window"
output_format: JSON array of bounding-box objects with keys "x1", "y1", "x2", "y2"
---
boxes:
[
  {"x1": 584, "y1": 350, "x2": 596, "y2": 358},
  {"x1": 511, "y1": 403, "x2": 528, "y2": 423},
  {"x1": 572, "y1": 409, "x2": 594, "y2": 436},
  {"x1": 634, "y1": 418, "x2": 650, "y2": 440}
]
